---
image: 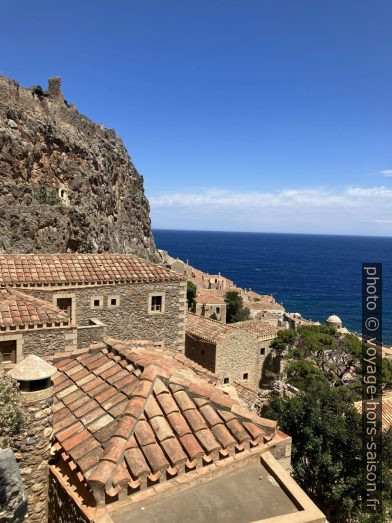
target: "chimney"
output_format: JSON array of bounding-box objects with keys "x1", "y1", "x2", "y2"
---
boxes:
[
  {"x1": 8, "y1": 355, "x2": 57, "y2": 523},
  {"x1": 47, "y1": 76, "x2": 62, "y2": 99}
]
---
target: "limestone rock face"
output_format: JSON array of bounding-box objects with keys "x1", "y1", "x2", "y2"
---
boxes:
[
  {"x1": 0, "y1": 76, "x2": 156, "y2": 259},
  {"x1": 0, "y1": 448, "x2": 28, "y2": 523}
]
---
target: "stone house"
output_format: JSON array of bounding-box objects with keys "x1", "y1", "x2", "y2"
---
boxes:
[
  {"x1": 185, "y1": 314, "x2": 269, "y2": 388},
  {"x1": 242, "y1": 291, "x2": 285, "y2": 322},
  {"x1": 193, "y1": 292, "x2": 227, "y2": 323},
  {"x1": 0, "y1": 254, "x2": 186, "y2": 358},
  {"x1": 4, "y1": 339, "x2": 326, "y2": 523},
  {"x1": 230, "y1": 319, "x2": 279, "y2": 387},
  {"x1": 0, "y1": 288, "x2": 78, "y2": 362}
]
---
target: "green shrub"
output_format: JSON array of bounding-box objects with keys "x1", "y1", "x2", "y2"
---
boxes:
[
  {"x1": 35, "y1": 184, "x2": 61, "y2": 205},
  {"x1": 0, "y1": 377, "x2": 26, "y2": 448}
]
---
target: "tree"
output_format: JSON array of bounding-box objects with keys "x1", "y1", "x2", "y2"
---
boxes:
[
  {"x1": 187, "y1": 281, "x2": 197, "y2": 310},
  {"x1": 210, "y1": 312, "x2": 218, "y2": 321},
  {"x1": 0, "y1": 377, "x2": 26, "y2": 448},
  {"x1": 224, "y1": 290, "x2": 250, "y2": 323},
  {"x1": 267, "y1": 377, "x2": 363, "y2": 522}
]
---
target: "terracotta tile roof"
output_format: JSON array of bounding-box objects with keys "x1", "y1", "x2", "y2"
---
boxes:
[
  {"x1": 186, "y1": 313, "x2": 235, "y2": 344},
  {"x1": 0, "y1": 253, "x2": 183, "y2": 286},
  {"x1": 195, "y1": 292, "x2": 225, "y2": 305},
  {"x1": 50, "y1": 340, "x2": 276, "y2": 507},
  {"x1": 231, "y1": 319, "x2": 278, "y2": 339},
  {"x1": 244, "y1": 299, "x2": 284, "y2": 311},
  {"x1": 355, "y1": 391, "x2": 392, "y2": 431},
  {"x1": 0, "y1": 288, "x2": 69, "y2": 328}
]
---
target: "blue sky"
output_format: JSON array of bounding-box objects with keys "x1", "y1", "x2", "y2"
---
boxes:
[{"x1": 1, "y1": 0, "x2": 391, "y2": 235}]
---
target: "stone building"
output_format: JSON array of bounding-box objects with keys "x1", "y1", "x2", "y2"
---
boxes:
[
  {"x1": 193, "y1": 292, "x2": 227, "y2": 323},
  {"x1": 0, "y1": 254, "x2": 186, "y2": 358},
  {"x1": 0, "y1": 288, "x2": 77, "y2": 362},
  {"x1": 185, "y1": 314, "x2": 271, "y2": 388},
  {"x1": 37, "y1": 339, "x2": 325, "y2": 523}
]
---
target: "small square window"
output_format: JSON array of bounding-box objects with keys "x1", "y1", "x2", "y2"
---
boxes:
[
  {"x1": 93, "y1": 299, "x2": 100, "y2": 307},
  {"x1": 223, "y1": 377, "x2": 229, "y2": 384},
  {"x1": 111, "y1": 298, "x2": 117, "y2": 306},
  {"x1": 151, "y1": 295, "x2": 162, "y2": 312},
  {"x1": 243, "y1": 373, "x2": 249, "y2": 380},
  {"x1": 260, "y1": 347, "x2": 265, "y2": 356}
]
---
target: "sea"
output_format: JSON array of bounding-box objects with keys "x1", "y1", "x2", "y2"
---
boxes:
[{"x1": 153, "y1": 229, "x2": 392, "y2": 345}]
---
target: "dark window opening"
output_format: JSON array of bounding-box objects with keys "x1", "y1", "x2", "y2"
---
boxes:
[
  {"x1": 223, "y1": 377, "x2": 229, "y2": 384},
  {"x1": 260, "y1": 347, "x2": 265, "y2": 356},
  {"x1": 0, "y1": 340, "x2": 17, "y2": 363},
  {"x1": 57, "y1": 298, "x2": 72, "y2": 319},
  {"x1": 243, "y1": 373, "x2": 249, "y2": 380},
  {"x1": 111, "y1": 298, "x2": 117, "y2": 306},
  {"x1": 93, "y1": 299, "x2": 100, "y2": 307},
  {"x1": 216, "y1": 307, "x2": 220, "y2": 314},
  {"x1": 151, "y1": 295, "x2": 162, "y2": 312}
]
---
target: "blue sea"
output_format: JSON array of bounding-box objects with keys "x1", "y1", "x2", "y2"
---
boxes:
[{"x1": 153, "y1": 230, "x2": 392, "y2": 345}]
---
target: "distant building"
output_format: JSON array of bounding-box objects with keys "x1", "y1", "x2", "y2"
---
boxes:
[
  {"x1": 0, "y1": 253, "x2": 186, "y2": 360},
  {"x1": 185, "y1": 314, "x2": 277, "y2": 389},
  {"x1": 193, "y1": 292, "x2": 227, "y2": 323}
]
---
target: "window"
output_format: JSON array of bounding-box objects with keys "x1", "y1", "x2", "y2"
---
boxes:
[
  {"x1": 148, "y1": 292, "x2": 165, "y2": 314},
  {"x1": 151, "y1": 295, "x2": 162, "y2": 312},
  {"x1": 216, "y1": 307, "x2": 220, "y2": 314},
  {"x1": 57, "y1": 297, "x2": 72, "y2": 319},
  {"x1": 108, "y1": 295, "x2": 120, "y2": 308},
  {"x1": 0, "y1": 340, "x2": 17, "y2": 364},
  {"x1": 90, "y1": 296, "x2": 103, "y2": 309},
  {"x1": 260, "y1": 347, "x2": 265, "y2": 356},
  {"x1": 223, "y1": 377, "x2": 229, "y2": 384},
  {"x1": 243, "y1": 372, "x2": 249, "y2": 380}
]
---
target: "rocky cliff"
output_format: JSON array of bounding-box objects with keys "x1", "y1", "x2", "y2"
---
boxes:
[{"x1": 0, "y1": 76, "x2": 156, "y2": 258}]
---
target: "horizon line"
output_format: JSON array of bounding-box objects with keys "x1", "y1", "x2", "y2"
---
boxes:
[{"x1": 152, "y1": 227, "x2": 392, "y2": 240}]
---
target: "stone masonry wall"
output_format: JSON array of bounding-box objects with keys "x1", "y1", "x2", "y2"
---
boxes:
[
  {"x1": 13, "y1": 391, "x2": 54, "y2": 523},
  {"x1": 48, "y1": 468, "x2": 90, "y2": 523},
  {"x1": 77, "y1": 320, "x2": 106, "y2": 349},
  {"x1": 28, "y1": 280, "x2": 187, "y2": 351},
  {"x1": 22, "y1": 326, "x2": 77, "y2": 357},
  {"x1": 216, "y1": 331, "x2": 260, "y2": 388},
  {"x1": 184, "y1": 336, "x2": 216, "y2": 373}
]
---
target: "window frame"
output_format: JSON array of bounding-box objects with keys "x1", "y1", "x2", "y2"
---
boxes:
[
  {"x1": 90, "y1": 296, "x2": 104, "y2": 310},
  {"x1": 148, "y1": 292, "x2": 165, "y2": 315}
]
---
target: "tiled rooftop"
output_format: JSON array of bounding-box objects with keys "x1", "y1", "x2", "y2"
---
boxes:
[
  {"x1": 231, "y1": 319, "x2": 279, "y2": 339},
  {"x1": 244, "y1": 299, "x2": 284, "y2": 311},
  {"x1": 355, "y1": 391, "x2": 392, "y2": 431},
  {"x1": 0, "y1": 253, "x2": 182, "y2": 286},
  {"x1": 50, "y1": 340, "x2": 276, "y2": 509},
  {"x1": 195, "y1": 292, "x2": 225, "y2": 305},
  {"x1": 186, "y1": 313, "x2": 235, "y2": 344},
  {"x1": 0, "y1": 288, "x2": 69, "y2": 328}
]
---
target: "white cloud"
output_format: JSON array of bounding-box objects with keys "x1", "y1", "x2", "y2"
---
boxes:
[
  {"x1": 380, "y1": 169, "x2": 392, "y2": 176},
  {"x1": 148, "y1": 185, "x2": 392, "y2": 235}
]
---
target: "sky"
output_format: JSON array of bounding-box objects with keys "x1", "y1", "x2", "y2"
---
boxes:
[{"x1": 1, "y1": 0, "x2": 391, "y2": 235}]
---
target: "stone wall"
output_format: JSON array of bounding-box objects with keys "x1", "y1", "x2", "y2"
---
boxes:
[
  {"x1": 77, "y1": 319, "x2": 106, "y2": 349},
  {"x1": 184, "y1": 336, "x2": 216, "y2": 373},
  {"x1": 48, "y1": 467, "x2": 91, "y2": 523},
  {"x1": 216, "y1": 331, "x2": 260, "y2": 388},
  {"x1": 22, "y1": 326, "x2": 77, "y2": 357},
  {"x1": 29, "y1": 280, "x2": 187, "y2": 351},
  {"x1": 12, "y1": 389, "x2": 54, "y2": 523}
]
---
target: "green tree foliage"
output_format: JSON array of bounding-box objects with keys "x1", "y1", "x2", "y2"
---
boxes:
[
  {"x1": 209, "y1": 312, "x2": 218, "y2": 321},
  {"x1": 35, "y1": 184, "x2": 61, "y2": 205},
  {"x1": 224, "y1": 291, "x2": 250, "y2": 323},
  {"x1": 0, "y1": 377, "x2": 26, "y2": 448},
  {"x1": 187, "y1": 281, "x2": 197, "y2": 309},
  {"x1": 267, "y1": 377, "x2": 362, "y2": 522}
]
